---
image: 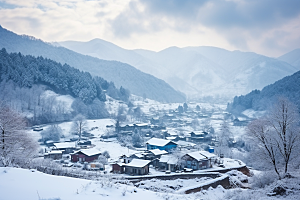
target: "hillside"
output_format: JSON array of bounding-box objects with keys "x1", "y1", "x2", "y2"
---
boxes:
[
  {"x1": 0, "y1": 25, "x2": 185, "y2": 103},
  {"x1": 278, "y1": 48, "x2": 300, "y2": 68},
  {"x1": 58, "y1": 38, "x2": 298, "y2": 99},
  {"x1": 227, "y1": 70, "x2": 300, "y2": 114}
]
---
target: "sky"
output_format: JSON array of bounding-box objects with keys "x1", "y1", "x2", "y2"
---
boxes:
[{"x1": 0, "y1": 0, "x2": 299, "y2": 57}]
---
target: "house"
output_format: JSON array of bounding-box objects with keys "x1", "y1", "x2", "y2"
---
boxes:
[
  {"x1": 158, "y1": 155, "x2": 179, "y2": 172},
  {"x1": 190, "y1": 131, "x2": 210, "y2": 142},
  {"x1": 197, "y1": 151, "x2": 217, "y2": 167},
  {"x1": 111, "y1": 162, "x2": 125, "y2": 174},
  {"x1": 124, "y1": 159, "x2": 151, "y2": 175},
  {"x1": 147, "y1": 149, "x2": 168, "y2": 161},
  {"x1": 53, "y1": 142, "x2": 77, "y2": 154},
  {"x1": 71, "y1": 148, "x2": 101, "y2": 163},
  {"x1": 44, "y1": 150, "x2": 63, "y2": 160},
  {"x1": 146, "y1": 138, "x2": 177, "y2": 152},
  {"x1": 77, "y1": 140, "x2": 92, "y2": 148},
  {"x1": 181, "y1": 151, "x2": 209, "y2": 170},
  {"x1": 116, "y1": 123, "x2": 150, "y2": 132},
  {"x1": 233, "y1": 118, "x2": 249, "y2": 126}
]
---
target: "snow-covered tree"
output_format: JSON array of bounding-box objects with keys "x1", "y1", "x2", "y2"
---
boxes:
[
  {"x1": 40, "y1": 124, "x2": 62, "y2": 143},
  {"x1": 0, "y1": 103, "x2": 38, "y2": 166},
  {"x1": 71, "y1": 114, "x2": 87, "y2": 143},
  {"x1": 248, "y1": 97, "x2": 300, "y2": 178},
  {"x1": 215, "y1": 120, "x2": 232, "y2": 157}
]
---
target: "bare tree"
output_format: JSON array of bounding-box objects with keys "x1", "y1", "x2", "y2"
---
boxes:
[
  {"x1": 267, "y1": 98, "x2": 300, "y2": 175},
  {"x1": 247, "y1": 97, "x2": 300, "y2": 178},
  {"x1": 0, "y1": 103, "x2": 38, "y2": 166},
  {"x1": 248, "y1": 118, "x2": 281, "y2": 178},
  {"x1": 71, "y1": 114, "x2": 88, "y2": 143}
]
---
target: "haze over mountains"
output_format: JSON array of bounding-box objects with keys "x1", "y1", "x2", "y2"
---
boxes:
[
  {"x1": 59, "y1": 39, "x2": 299, "y2": 99},
  {"x1": 0, "y1": 25, "x2": 185, "y2": 103},
  {"x1": 278, "y1": 48, "x2": 300, "y2": 69}
]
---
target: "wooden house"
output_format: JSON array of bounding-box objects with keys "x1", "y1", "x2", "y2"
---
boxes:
[
  {"x1": 71, "y1": 148, "x2": 101, "y2": 163},
  {"x1": 53, "y1": 142, "x2": 77, "y2": 154},
  {"x1": 158, "y1": 155, "x2": 179, "y2": 172},
  {"x1": 111, "y1": 162, "x2": 125, "y2": 174},
  {"x1": 124, "y1": 159, "x2": 151, "y2": 175},
  {"x1": 44, "y1": 150, "x2": 63, "y2": 160},
  {"x1": 146, "y1": 138, "x2": 177, "y2": 152},
  {"x1": 182, "y1": 151, "x2": 209, "y2": 170},
  {"x1": 147, "y1": 149, "x2": 168, "y2": 160}
]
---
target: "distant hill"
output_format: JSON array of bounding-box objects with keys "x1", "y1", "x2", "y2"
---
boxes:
[
  {"x1": 227, "y1": 70, "x2": 300, "y2": 114},
  {"x1": 58, "y1": 38, "x2": 298, "y2": 99},
  {"x1": 278, "y1": 48, "x2": 300, "y2": 68},
  {"x1": 0, "y1": 25, "x2": 185, "y2": 103}
]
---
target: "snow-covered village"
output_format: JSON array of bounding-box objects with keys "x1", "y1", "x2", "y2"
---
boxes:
[{"x1": 1, "y1": 1, "x2": 300, "y2": 200}]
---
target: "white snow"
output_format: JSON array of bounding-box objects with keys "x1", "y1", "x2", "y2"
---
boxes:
[
  {"x1": 149, "y1": 149, "x2": 168, "y2": 156},
  {"x1": 125, "y1": 159, "x2": 151, "y2": 168},
  {"x1": 187, "y1": 152, "x2": 207, "y2": 161},
  {"x1": 159, "y1": 155, "x2": 178, "y2": 165},
  {"x1": 75, "y1": 148, "x2": 102, "y2": 156},
  {"x1": 54, "y1": 142, "x2": 76, "y2": 149},
  {"x1": 146, "y1": 138, "x2": 173, "y2": 147}
]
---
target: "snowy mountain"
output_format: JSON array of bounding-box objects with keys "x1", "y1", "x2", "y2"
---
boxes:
[
  {"x1": 58, "y1": 39, "x2": 298, "y2": 99},
  {"x1": 0, "y1": 25, "x2": 185, "y2": 103},
  {"x1": 227, "y1": 70, "x2": 300, "y2": 114},
  {"x1": 278, "y1": 48, "x2": 300, "y2": 68}
]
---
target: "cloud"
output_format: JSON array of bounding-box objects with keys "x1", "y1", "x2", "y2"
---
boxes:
[
  {"x1": 109, "y1": 0, "x2": 300, "y2": 55},
  {"x1": 0, "y1": 0, "x2": 299, "y2": 56}
]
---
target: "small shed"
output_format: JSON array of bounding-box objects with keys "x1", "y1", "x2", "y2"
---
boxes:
[
  {"x1": 124, "y1": 159, "x2": 151, "y2": 175},
  {"x1": 44, "y1": 150, "x2": 63, "y2": 160},
  {"x1": 71, "y1": 148, "x2": 101, "y2": 163}
]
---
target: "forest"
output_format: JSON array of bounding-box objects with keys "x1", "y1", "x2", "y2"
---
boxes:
[{"x1": 0, "y1": 48, "x2": 130, "y2": 124}]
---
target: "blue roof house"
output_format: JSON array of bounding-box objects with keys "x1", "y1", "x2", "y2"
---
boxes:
[{"x1": 146, "y1": 138, "x2": 177, "y2": 152}]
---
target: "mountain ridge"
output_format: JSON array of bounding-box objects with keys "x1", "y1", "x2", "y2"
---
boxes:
[
  {"x1": 58, "y1": 38, "x2": 298, "y2": 99},
  {"x1": 0, "y1": 25, "x2": 185, "y2": 103}
]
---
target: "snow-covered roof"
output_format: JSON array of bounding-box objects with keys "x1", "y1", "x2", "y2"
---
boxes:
[
  {"x1": 54, "y1": 142, "x2": 76, "y2": 149},
  {"x1": 198, "y1": 151, "x2": 216, "y2": 159},
  {"x1": 159, "y1": 155, "x2": 178, "y2": 165},
  {"x1": 149, "y1": 149, "x2": 168, "y2": 156},
  {"x1": 166, "y1": 136, "x2": 177, "y2": 140},
  {"x1": 146, "y1": 138, "x2": 175, "y2": 147},
  {"x1": 192, "y1": 131, "x2": 204, "y2": 135},
  {"x1": 187, "y1": 151, "x2": 207, "y2": 161},
  {"x1": 135, "y1": 123, "x2": 149, "y2": 127},
  {"x1": 74, "y1": 148, "x2": 101, "y2": 156},
  {"x1": 125, "y1": 159, "x2": 151, "y2": 168},
  {"x1": 46, "y1": 150, "x2": 62, "y2": 154}
]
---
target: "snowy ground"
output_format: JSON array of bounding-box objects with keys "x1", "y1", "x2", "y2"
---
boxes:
[
  {"x1": 135, "y1": 177, "x2": 212, "y2": 193},
  {"x1": 2, "y1": 167, "x2": 299, "y2": 200}
]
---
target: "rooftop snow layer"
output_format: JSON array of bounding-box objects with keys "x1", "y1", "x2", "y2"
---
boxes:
[
  {"x1": 75, "y1": 148, "x2": 101, "y2": 156},
  {"x1": 149, "y1": 149, "x2": 168, "y2": 156},
  {"x1": 199, "y1": 151, "x2": 217, "y2": 159},
  {"x1": 159, "y1": 155, "x2": 178, "y2": 165},
  {"x1": 125, "y1": 159, "x2": 151, "y2": 168},
  {"x1": 45, "y1": 150, "x2": 63, "y2": 154},
  {"x1": 187, "y1": 151, "x2": 207, "y2": 161},
  {"x1": 54, "y1": 142, "x2": 76, "y2": 149},
  {"x1": 146, "y1": 138, "x2": 174, "y2": 147}
]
